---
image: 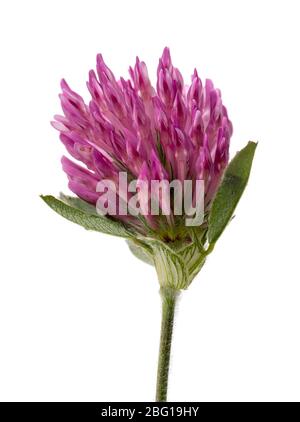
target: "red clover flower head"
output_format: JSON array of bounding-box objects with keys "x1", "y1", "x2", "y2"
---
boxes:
[{"x1": 52, "y1": 48, "x2": 233, "y2": 240}]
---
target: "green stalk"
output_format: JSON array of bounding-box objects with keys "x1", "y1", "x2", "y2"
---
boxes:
[{"x1": 155, "y1": 286, "x2": 180, "y2": 402}]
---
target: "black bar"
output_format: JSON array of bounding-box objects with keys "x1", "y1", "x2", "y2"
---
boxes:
[{"x1": 0, "y1": 402, "x2": 298, "y2": 418}]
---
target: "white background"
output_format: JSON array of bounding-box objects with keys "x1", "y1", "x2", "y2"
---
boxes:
[{"x1": 0, "y1": 0, "x2": 299, "y2": 402}]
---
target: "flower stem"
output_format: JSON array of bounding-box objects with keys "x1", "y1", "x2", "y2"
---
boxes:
[{"x1": 156, "y1": 286, "x2": 180, "y2": 402}]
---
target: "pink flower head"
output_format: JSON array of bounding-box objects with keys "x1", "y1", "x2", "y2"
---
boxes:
[{"x1": 52, "y1": 48, "x2": 233, "y2": 238}]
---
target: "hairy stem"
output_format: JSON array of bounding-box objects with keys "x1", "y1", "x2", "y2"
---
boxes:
[{"x1": 156, "y1": 286, "x2": 180, "y2": 402}]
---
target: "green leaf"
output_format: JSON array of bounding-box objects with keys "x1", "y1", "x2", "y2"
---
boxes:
[
  {"x1": 208, "y1": 141, "x2": 257, "y2": 244},
  {"x1": 59, "y1": 193, "x2": 99, "y2": 216},
  {"x1": 41, "y1": 195, "x2": 134, "y2": 238},
  {"x1": 127, "y1": 239, "x2": 154, "y2": 266}
]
